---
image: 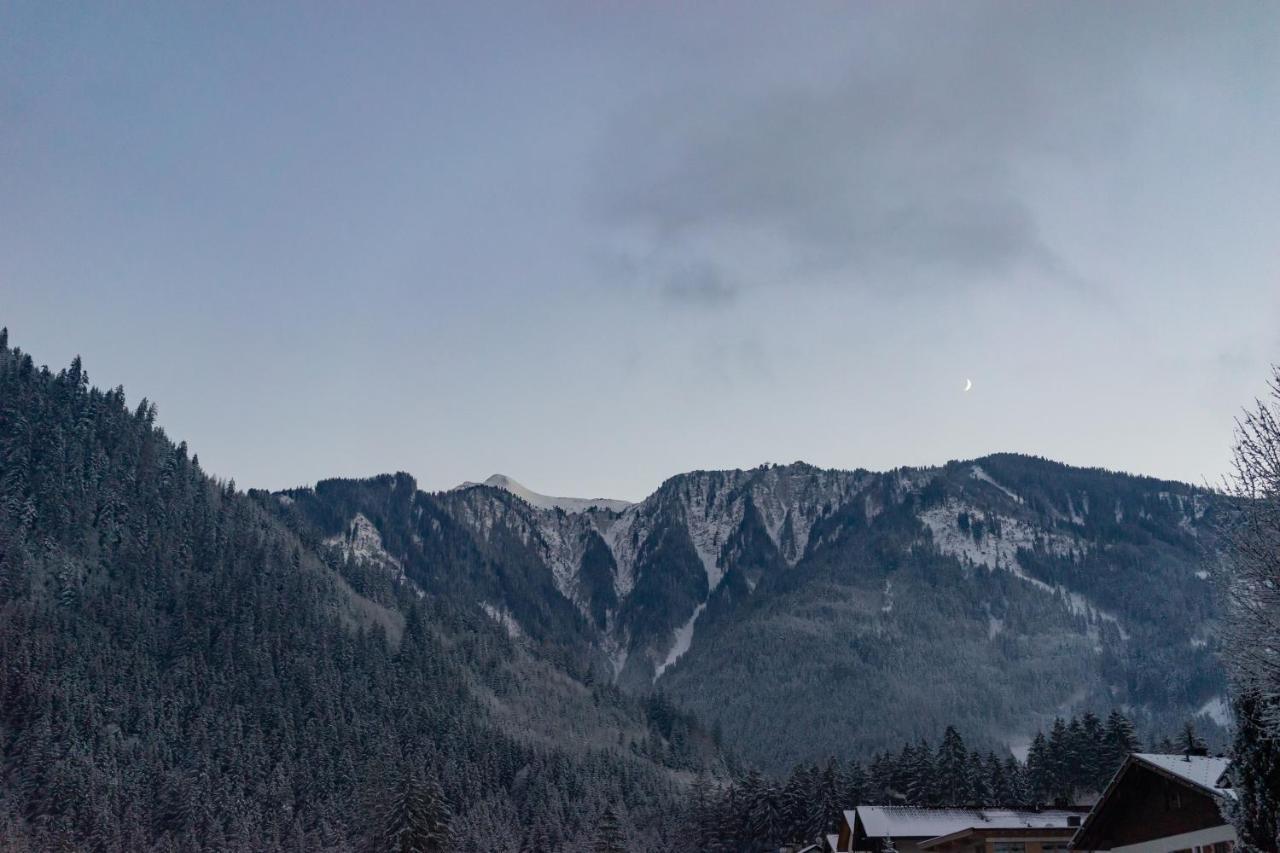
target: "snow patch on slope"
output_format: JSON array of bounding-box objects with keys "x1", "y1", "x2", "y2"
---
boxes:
[
  {"x1": 602, "y1": 632, "x2": 630, "y2": 680},
  {"x1": 920, "y1": 500, "x2": 1078, "y2": 573},
  {"x1": 481, "y1": 601, "x2": 523, "y2": 639},
  {"x1": 1197, "y1": 696, "x2": 1231, "y2": 727},
  {"x1": 325, "y1": 513, "x2": 408, "y2": 585},
  {"x1": 681, "y1": 484, "x2": 740, "y2": 592},
  {"x1": 749, "y1": 466, "x2": 868, "y2": 563},
  {"x1": 921, "y1": 500, "x2": 1128, "y2": 642},
  {"x1": 654, "y1": 603, "x2": 706, "y2": 682},
  {"x1": 600, "y1": 511, "x2": 643, "y2": 598},
  {"x1": 971, "y1": 465, "x2": 1022, "y2": 504}
]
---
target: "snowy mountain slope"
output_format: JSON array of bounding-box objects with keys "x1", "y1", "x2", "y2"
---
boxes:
[
  {"x1": 455, "y1": 473, "x2": 633, "y2": 513},
  {"x1": 282, "y1": 454, "x2": 1226, "y2": 771}
]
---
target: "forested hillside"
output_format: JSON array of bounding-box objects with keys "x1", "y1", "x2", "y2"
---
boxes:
[
  {"x1": 658, "y1": 458, "x2": 1226, "y2": 770},
  {"x1": 0, "y1": 333, "x2": 725, "y2": 851}
]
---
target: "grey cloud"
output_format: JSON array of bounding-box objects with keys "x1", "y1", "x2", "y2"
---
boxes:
[
  {"x1": 661, "y1": 263, "x2": 739, "y2": 307},
  {"x1": 588, "y1": 2, "x2": 1265, "y2": 303}
]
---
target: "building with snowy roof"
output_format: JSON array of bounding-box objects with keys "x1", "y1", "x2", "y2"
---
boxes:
[
  {"x1": 827, "y1": 805, "x2": 1088, "y2": 853},
  {"x1": 1069, "y1": 753, "x2": 1235, "y2": 853}
]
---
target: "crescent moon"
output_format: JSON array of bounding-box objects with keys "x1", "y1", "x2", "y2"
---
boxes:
[{"x1": 964, "y1": 379, "x2": 973, "y2": 392}]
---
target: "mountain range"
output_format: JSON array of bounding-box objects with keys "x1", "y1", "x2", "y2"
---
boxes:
[{"x1": 279, "y1": 456, "x2": 1226, "y2": 773}]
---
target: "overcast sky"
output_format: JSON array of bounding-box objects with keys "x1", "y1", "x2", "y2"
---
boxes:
[{"x1": 4, "y1": 2, "x2": 1278, "y2": 500}]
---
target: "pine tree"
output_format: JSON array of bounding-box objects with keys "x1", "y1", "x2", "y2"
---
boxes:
[
  {"x1": 1078, "y1": 712, "x2": 1107, "y2": 792},
  {"x1": 1026, "y1": 732, "x2": 1051, "y2": 804},
  {"x1": 691, "y1": 774, "x2": 717, "y2": 850},
  {"x1": 1046, "y1": 718, "x2": 1073, "y2": 803},
  {"x1": 906, "y1": 740, "x2": 936, "y2": 806},
  {"x1": 1102, "y1": 710, "x2": 1138, "y2": 783},
  {"x1": 1175, "y1": 721, "x2": 1208, "y2": 757},
  {"x1": 813, "y1": 760, "x2": 841, "y2": 838},
  {"x1": 1003, "y1": 757, "x2": 1030, "y2": 808},
  {"x1": 980, "y1": 752, "x2": 1003, "y2": 807},
  {"x1": 1227, "y1": 689, "x2": 1280, "y2": 852},
  {"x1": 780, "y1": 766, "x2": 812, "y2": 845},
  {"x1": 843, "y1": 759, "x2": 867, "y2": 814},
  {"x1": 748, "y1": 780, "x2": 783, "y2": 850},
  {"x1": 935, "y1": 727, "x2": 970, "y2": 807},
  {"x1": 1065, "y1": 716, "x2": 1088, "y2": 794},
  {"x1": 374, "y1": 770, "x2": 450, "y2": 853},
  {"x1": 593, "y1": 806, "x2": 626, "y2": 853}
]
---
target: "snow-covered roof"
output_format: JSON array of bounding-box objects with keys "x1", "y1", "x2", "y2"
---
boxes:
[
  {"x1": 1071, "y1": 753, "x2": 1235, "y2": 850},
  {"x1": 852, "y1": 806, "x2": 1082, "y2": 839},
  {"x1": 1132, "y1": 753, "x2": 1232, "y2": 797},
  {"x1": 826, "y1": 833, "x2": 840, "y2": 852}
]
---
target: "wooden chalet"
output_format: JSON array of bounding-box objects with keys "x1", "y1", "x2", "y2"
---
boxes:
[{"x1": 1069, "y1": 753, "x2": 1236, "y2": 853}]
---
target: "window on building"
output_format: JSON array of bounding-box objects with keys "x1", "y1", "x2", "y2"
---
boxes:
[{"x1": 993, "y1": 843, "x2": 1026, "y2": 853}]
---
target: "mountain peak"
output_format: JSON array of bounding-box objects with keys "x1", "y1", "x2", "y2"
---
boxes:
[{"x1": 457, "y1": 474, "x2": 633, "y2": 514}]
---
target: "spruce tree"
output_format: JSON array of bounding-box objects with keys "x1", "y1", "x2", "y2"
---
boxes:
[
  {"x1": 1102, "y1": 710, "x2": 1139, "y2": 783},
  {"x1": 1175, "y1": 721, "x2": 1208, "y2": 756},
  {"x1": 1026, "y1": 732, "x2": 1051, "y2": 804},
  {"x1": 934, "y1": 727, "x2": 970, "y2": 807},
  {"x1": 1046, "y1": 718, "x2": 1073, "y2": 803},
  {"x1": 593, "y1": 806, "x2": 626, "y2": 853},
  {"x1": 780, "y1": 767, "x2": 812, "y2": 845},
  {"x1": 1078, "y1": 712, "x2": 1107, "y2": 791},
  {"x1": 374, "y1": 770, "x2": 450, "y2": 853},
  {"x1": 1227, "y1": 690, "x2": 1280, "y2": 851},
  {"x1": 906, "y1": 740, "x2": 936, "y2": 806}
]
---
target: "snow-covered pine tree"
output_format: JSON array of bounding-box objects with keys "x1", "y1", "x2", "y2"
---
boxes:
[
  {"x1": 780, "y1": 767, "x2": 812, "y2": 845},
  {"x1": 1102, "y1": 710, "x2": 1139, "y2": 778},
  {"x1": 1226, "y1": 689, "x2": 1280, "y2": 851},
  {"x1": 1026, "y1": 732, "x2": 1051, "y2": 804},
  {"x1": 1047, "y1": 718, "x2": 1075, "y2": 802},
  {"x1": 747, "y1": 773, "x2": 783, "y2": 849},
  {"x1": 1003, "y1": 756, "x2": 1031, "y2": 808},
  {"x1": 813, "y1": 761, "x2": 842, "y2": 838},
  {"x1": 843, "y1": 759, "x2": 867, "y2": 812},
  {"x1": 906, "y1": 740, "x2": 936, "y2": 806},
  {"x1": 374, "y1": 769, "x2": 450, "y2": 853},
  {"x1": 1175, "y1": 721, "x2": 1208, "y2": 757},
  {"x1": 1078, "y1": 712, "x2": 1107, "y2": 791},
  {"x1": 935, "y1": 727, "x2": 971, "y2": 807},
  {"x1": 1223, "y1": 369, "x2": 1280, "y2": 850}
]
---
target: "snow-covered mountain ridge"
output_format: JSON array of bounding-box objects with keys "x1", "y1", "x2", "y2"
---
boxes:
[
  {"x1": 277, "y1": 454, "x2": 1225, "y2": 771},
  {"x1": 454, "y1": 473, "x2": 633, "y2": 513}
]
